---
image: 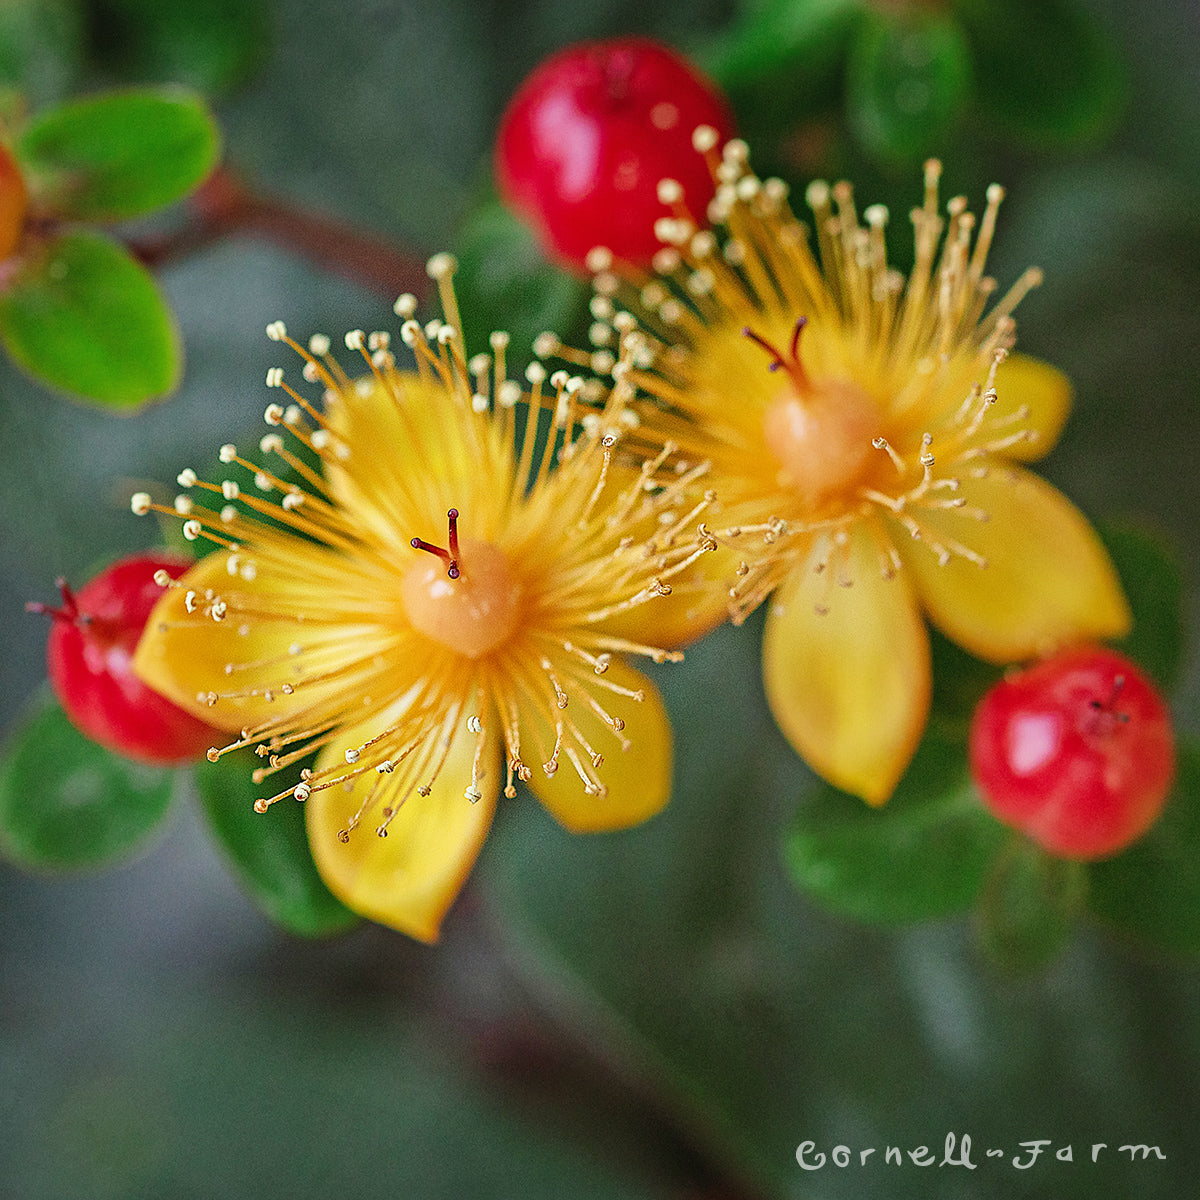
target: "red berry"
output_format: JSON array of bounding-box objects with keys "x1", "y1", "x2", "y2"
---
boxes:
[
  {"x1": 28, "y1": 552, "x2": 221, "y2": 766},
  {"x1": 495, "y1": 36, "x2": 734, "y2": 272},
  {"x1": 969, "y1": 646, "x2": 1176, "y2": 860},
  {"x1": 0, "y1": 141, "x2": 28, "y2": 261}
]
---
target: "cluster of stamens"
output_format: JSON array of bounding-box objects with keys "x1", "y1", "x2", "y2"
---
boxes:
[
  {"x1": 535, "y1": 128, "x2": 1046, "y2": 623},
  {"x1": 132, "y1": 254, "x2": 717, "y2": 839}
]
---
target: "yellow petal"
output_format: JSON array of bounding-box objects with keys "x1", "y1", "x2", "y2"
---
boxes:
[
  {"x1": 898, "y1": 465, "x2": 1131, "y2": 663},
  {"x1": 322, "y1": 373, "x2": 511, "y2": 553},
  {"x1": 520, "y1": 658, "x2": 673, "y2": 832},
  {"x1": 763, "y1": 522, "x2": 931, "y2": 805},
  {"x1": 305, "y1": 711, "x2": 498, "y2": 942},
  {"x1": 988, "y1": 353, "x2": 1072, "y2": 462},
  {"x1": 132, "y1": 548, "x2": 376, "y2": 732}
]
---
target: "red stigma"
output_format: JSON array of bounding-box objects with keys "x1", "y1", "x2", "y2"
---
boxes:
[{"x1": 410, "y1": 509, "x2": 463, "y2": 579}]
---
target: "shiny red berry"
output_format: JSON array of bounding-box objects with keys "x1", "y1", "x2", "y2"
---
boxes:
[
  {"x1": 28, "y1": 552, "x2": 220, "y2": 766},
  {"x1": 969, "y1": 646, "x2": 1176, "y2": 860},
  {"x1": 495, "y1": 36, "x2": 734, "y2": 271}
]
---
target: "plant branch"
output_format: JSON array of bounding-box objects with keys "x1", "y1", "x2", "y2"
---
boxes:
[{"x1": 129, "y1": 167, "x2": 431, "y2": 300}]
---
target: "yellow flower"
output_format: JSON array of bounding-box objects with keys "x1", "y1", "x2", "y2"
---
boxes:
[
  {"x1": 556, "y1": 136, "x2": 1130, "y2": 805},
  {"x1": 131, "y1": 255, "x2": 717, "y2": 941}
]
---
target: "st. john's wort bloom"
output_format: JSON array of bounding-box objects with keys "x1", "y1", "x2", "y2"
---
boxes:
[
  {"x1": 130, "y1": 255, "x2": 717, "y2": 940},
  {"x1": 545, "y1": 133, "x2": 1130, "y2": 804}
]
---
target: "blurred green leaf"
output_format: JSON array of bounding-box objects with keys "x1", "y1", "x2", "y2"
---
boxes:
[
  {"x1": 88, "y1": 0, "x2": 270, "y2": 95},
  {"x1": 1089, "y1": 739, "x2": 1200, "y2": 955},
  {"x1": 0, "y1": 229, "x2": 181, "y2": 407},
  {"x1": 1099, "y1": 519, "x2": 1187, "y2": 693},
  {"x1": 954, "y1": 0, "x2": 1125, "y2": 145},
  {"x1": 697, "y1": 0, "x2": 861, "y2": 152},
  {"x1": 0, "y1": 691, "x2": 175, "y2": 870},
  {"x1": 452, "y1": 196, "x2": 587, "y2": 362},
  {"x1": 785, "y1": 721, "x2": 1007, "y2": 921},
  {"x1": 699, "y1": 0, "x2": 860, "y2": 90},
  {"x1": 194, "y1": 752, "x2": 359, "y2": 937},
  {"x1": 929, "y1": 625, "x2": 1002, "y2": 728},
  {"x1": 17, "y1": 86, "x2": 220, "y2": 221},
  {"x1": 0, "y1": 0, "x2": 84, "y2": 112},
  {"x1": 976, "y1": 836, "x2": 1087, "y2": 973},
  {"x1": 846, "y1": 5, "x2": 972, "y2": 163}
]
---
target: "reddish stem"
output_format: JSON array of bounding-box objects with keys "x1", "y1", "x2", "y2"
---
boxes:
[{"x1": 128, "y1": 166, "x2": 431, "y2": 301}]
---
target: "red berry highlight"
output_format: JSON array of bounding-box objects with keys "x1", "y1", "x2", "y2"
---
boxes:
[
  {"x1": 0, "y1": 141, "x2": 28, "y2": 261},
  {"x1": 969, "y1": 646, "x2": 1176, "y2": 860},
  {"x1": 495, "y1": 36, "x2": 734, "y2": 271},
  {"x1": 28, "y1": 552, "x2": 221, "y2": 766}
]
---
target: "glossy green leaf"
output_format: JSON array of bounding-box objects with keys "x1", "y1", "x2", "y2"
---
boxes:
[
  {"x1": 0, "y1": 229, "x2": 181, "y2": 407},
  {"x1": 1099, "y1": 519, "x2": 1186, "y2": 692},
  {"x1": 846, "y1": 6, "x2": 972, "y2": 163},
  {"x1": 17, "y1": 86, "x2": 220, "y2": 221},
  {"x1": 976, "y1": 837, "x2": 1087, "y2": 973},
  {"x1": 88, "y1": 0, "x2": 270, "y2": 95},
  {"x1": 194, "y1": 752, "x2": 359, "y2": 937},
  {"x1": 954, "y1": 0, "x2": 1125, "y2": 145},
  {"x1": 452, "y1": 196, "x2": 587, "y2": 362},
  {"x1": 0, "y1": 0, "x2": 84, "y2": 111},
  {"x1": 1089, "y1": 739, "x2": 1200, "y2": 955},
  {"x1": 785, "y1": 721, "x2": 1007, "y2": 921},
  {"x1": 0, "y1": 691, "x2": 175, "y2": 870}
]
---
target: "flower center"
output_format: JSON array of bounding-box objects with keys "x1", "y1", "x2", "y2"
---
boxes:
[
  {"x1": 748, "y1": 320, "x2": 879, "y2": 509},
  {"x1": 403, "y1": 510, "x2": 522, "y2": 659}
]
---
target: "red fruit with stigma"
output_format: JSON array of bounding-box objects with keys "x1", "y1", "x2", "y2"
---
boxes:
[
  {"x1": 969, "y1": 646, "x2": 1176, "y2": 860},
  {"x1": 28, "y1": 552, "x2": 221, "y2": 765},
  {"x1": 495, "y1": 36, "x2": 734, "y2": 271}
]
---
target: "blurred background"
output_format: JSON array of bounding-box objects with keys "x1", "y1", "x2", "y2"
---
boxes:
[{"x1": 1, "y1": 0, "x2": 1198, "y2": 1196}]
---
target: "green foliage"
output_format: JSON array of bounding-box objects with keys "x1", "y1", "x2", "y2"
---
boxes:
[
  {"x1": 16, "y1": 87, "x2": 220, "y2": 222},
  {"x1": 953, "y1": 0, "x2": 1126, "y2": 145},
  {"x1": 785, "y1": 721, "x2": 1006, "y2": 921},
  {"x1": 452, "y1": 196, "x2": 588, "y2": 363},
  {"x1": 0, "y1": 228, "x2": 181, "y2": 406},
  {"x1": 88, "y1": 0, "x2": 270, "y2": 94},
  {"x1": 1100, "y1": 519, "x2": 1187, "y2": 693},
  {"x1": 0, "y1": 0, "x2": 85, "y2": 111},
  {"x1": 1089, "y1": 739, "x2": 1200, "y2": 955},
  {"x1": 846, "y1": 5, "x2": 972, "y2": 163},
  {"x1": 976, "y1": 837, "x2": 1087, "y2": 973},
  {"x1": 194, "y1": 752, "x2": 359, "y2": 937},
  {"x1": 0, "y1": 691, "x2": 175, "y2": 870}
]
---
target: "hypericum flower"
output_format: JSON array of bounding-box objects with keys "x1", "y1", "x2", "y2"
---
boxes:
[
  {"x1": 131, "y1": 255, "x2": 718, "y2": 941},
  {"x1": 544, "y1": 133, "x2": 1131, "y2": 804}
]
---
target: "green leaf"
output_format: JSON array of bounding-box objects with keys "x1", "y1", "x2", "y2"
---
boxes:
[
  {"x1": 976, "y1": 837, "x2": 1087, "y2": 973},
  {"x1": 846, "y1": 6, "x2": 973, "y2": 163},
  {"x1": 194, "y1": 752, "x2": 359, "y2": 937},
  {"x1": 784, "y1": 721, "x2": 1008, "y2": 921},
  {"x1": 699, "y1": 0, "x2": 861, "y2": 91},
  {"x1": 452, "y1": 197, "x2": 588, "y2": 363},
  {"x1": 0, "y1": 691, "x2": 175, "y2": 871},
  {"x1": 0, "y1": 229, "x2": 181, "y2": 407},
  {"x1": 696, "y1": 0, "x2": 861, "y2": 151},
  {"x1": 929, "y1": 625, "x2": 1002, "y2": 727},
  {"x1": 954, "y1": 0, "x2": 1125, "y2": 145},
  {"x1": 88, "y1": 0, "x2": 270, "y2": 95},
  {"x1": 1089, "y1": 739, "x2": 1200, "y2": 955},
  {"x1": 1099, "y1": 519, "x2": 1186, "y2": 693},
  {"x1": 17, "y1": 86, "x2": 220, "y2": 221}
]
